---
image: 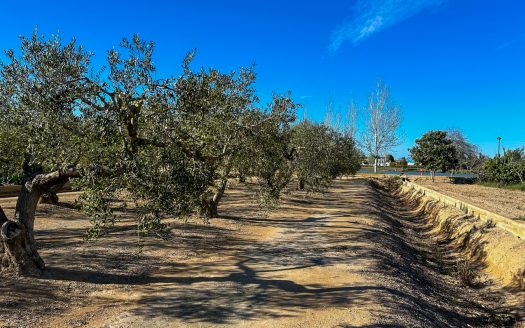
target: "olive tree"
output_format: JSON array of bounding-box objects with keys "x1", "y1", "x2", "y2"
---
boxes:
[
  {"x1": 504, "y1": 149, "x2": 525, "y2": 184},
  {"x1": 242, "y1": 95, "x2": 298, "y2": 206},
  {"x1": 328, "y1": 127, "x2": 362, "y2": 178},
  {"x1": 172, "y1": 57, "x2": 290, "y2": 218},
  {"x1": 0, "y1": 33, "x2": 95, "y2": 274},
  {"x1": 0, "y1": 32, "x2": 202, "y2": 274},
  {"x1": 73, "y1": 37, "x2": 220, "y2": 240}
]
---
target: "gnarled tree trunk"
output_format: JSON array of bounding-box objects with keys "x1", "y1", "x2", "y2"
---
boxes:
[
  {"x1": 0, "y1": 165, "x2": 79, "y2": 276},
  {"x1": 1, "y1": 184, "x2": 46, "y2": 275},
  {"x1": 200, "y1": 177, "x2": 228, "y2": 219},
  {"x1": 298, "y1": 178, "x2": 305, "y2": 190},
  {"x1": 238, "y1": 169, "x2": 246, "y2": 183},
  {"x1": 200, "y1": 157, "x2": 234, "y2": 219}
]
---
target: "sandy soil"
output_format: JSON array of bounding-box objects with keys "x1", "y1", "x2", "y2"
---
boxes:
[
  {"x1": 413, "y1": 177, "x2": 525, "y2": 219},
  {"x1": 0, "y1": 178, "x2": 523, "y2": 327}
]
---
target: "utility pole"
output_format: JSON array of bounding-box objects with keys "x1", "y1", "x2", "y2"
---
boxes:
[{"x1": 497, "y1": 137, "x2": 502, "y2": 157}]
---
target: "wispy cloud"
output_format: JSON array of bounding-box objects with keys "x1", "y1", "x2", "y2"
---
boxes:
[
  {"x1": 496, "y1": 33, "x2": 525, "y2": 51},
  {"x1": 329, "y1": 0, "x2": 448, "y2": 54}
]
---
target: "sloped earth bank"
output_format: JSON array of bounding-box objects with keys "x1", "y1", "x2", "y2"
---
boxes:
[
  {"x1": 0, "y1": 178, "x2": 523, "y2": 327},
  {"x1": 398, "y1": 180, "x2": 525, "y2": 289}
]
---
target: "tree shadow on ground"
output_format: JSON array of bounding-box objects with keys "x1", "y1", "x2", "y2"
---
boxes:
[
  {"x1": 118, "y1": 180, "x2": 521, "y2": 325},
  {"x1": 1, "y1": 178, "x2": 522, "y2": 327}
]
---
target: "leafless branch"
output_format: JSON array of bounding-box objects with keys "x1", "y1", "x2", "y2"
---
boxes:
[{"x1": 361, "y1": 81, "x2": 402, "y2": 171}]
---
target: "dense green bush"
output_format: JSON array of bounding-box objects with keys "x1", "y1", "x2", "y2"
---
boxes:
[{"x1": 479, "y1": 148, "x2": 525, "y2": 185}]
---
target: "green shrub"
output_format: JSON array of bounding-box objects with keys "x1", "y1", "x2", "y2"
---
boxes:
[{"x1": 479, "y1": 148, "x2": 525, "y2": 185}]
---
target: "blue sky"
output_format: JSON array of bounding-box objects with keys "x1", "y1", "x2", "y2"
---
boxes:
[{"x1": 0, "y1": 0, "x2": 524, "y2": 157}]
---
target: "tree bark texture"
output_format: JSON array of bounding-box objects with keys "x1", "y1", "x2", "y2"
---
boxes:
[
  {"x1": 0, "y1": 165, "x2": 79, "y2": 275},
  {"x1": 200, "y1": 177, "x2": 228, "y2": 219},
  {"x1": 298, "y1": 178, "x2": 305, "y2": 190}
]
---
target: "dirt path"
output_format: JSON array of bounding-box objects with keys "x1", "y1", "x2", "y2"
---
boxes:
[{"x1": 1, "y1": 178, "x2": 521, "y2": 327}]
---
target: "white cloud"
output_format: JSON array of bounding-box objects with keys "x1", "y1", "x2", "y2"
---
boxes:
[{"x1": 329, "y1": 0, "x2": 448, "y2": 54}]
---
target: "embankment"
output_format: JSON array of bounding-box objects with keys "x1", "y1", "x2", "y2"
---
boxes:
[{"x1": 395, "y1": 179, "x2": 525, "y2": 289}]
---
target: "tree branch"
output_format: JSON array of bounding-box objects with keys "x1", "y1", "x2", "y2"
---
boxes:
[
  {"x1": 28, "y1": 165, "x2": 81, "y2": 193},
  {"x1": 81, "y1": 97, "x2": 106, "y2": 111}
]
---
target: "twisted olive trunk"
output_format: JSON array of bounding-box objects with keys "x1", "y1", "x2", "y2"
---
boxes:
[
  {"x1": 238, "y1": 169, "x2": 246, "y2": 183},
  {"x1": 200, "y1": 157, "x2": 233, "y2": 219},
  {"x1": 0, "y1": 166, "x2": 79, "y2": 276},
  {"x1": 201, "y1": 177, "x2": 228, "y2": 219},
  {"x1": 0, "y1": 186, "x2": 45, "y2": 275},
  {"x1": 298, "y1": 178, "x2": 305, "y2": 190}
]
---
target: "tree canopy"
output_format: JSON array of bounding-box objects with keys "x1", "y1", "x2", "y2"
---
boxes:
[
  {"x1": 409, "y1": 131, "x2": 458, "y2": 181},
  {"x1": 0, "y1": 32, "x2": 361, "y2": 275}
]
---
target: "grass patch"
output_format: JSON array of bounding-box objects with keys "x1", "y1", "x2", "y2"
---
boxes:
[
  {"x1": 456, "y1": 257, "x2": 479, "y2": 287},
  {"x1": 478, "y1": 181, "x2": 525, "y2": 192}
]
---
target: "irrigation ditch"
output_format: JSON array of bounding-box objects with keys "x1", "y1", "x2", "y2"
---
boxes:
[{"x1": 376, "y1": 177, "x2": 525, "y2": 325}]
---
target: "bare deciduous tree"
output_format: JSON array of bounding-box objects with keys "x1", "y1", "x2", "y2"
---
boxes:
[
  {"x1": 362, "y1": 81, "x2": 402, "y2": 173},
  {"x1": 344, "y1": 100, "x2": 358, "y2": 140},
  {"x1": 324, "y1": 98, "x2": 358, "y2": 139},
  {"x1": 447, "y1": 129, "x2": 481, "y2": 172}
]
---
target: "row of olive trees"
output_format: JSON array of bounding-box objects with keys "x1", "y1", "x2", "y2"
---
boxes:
[{"x1": 0, "y1": 32, "x2": 361, "y2": 275}]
